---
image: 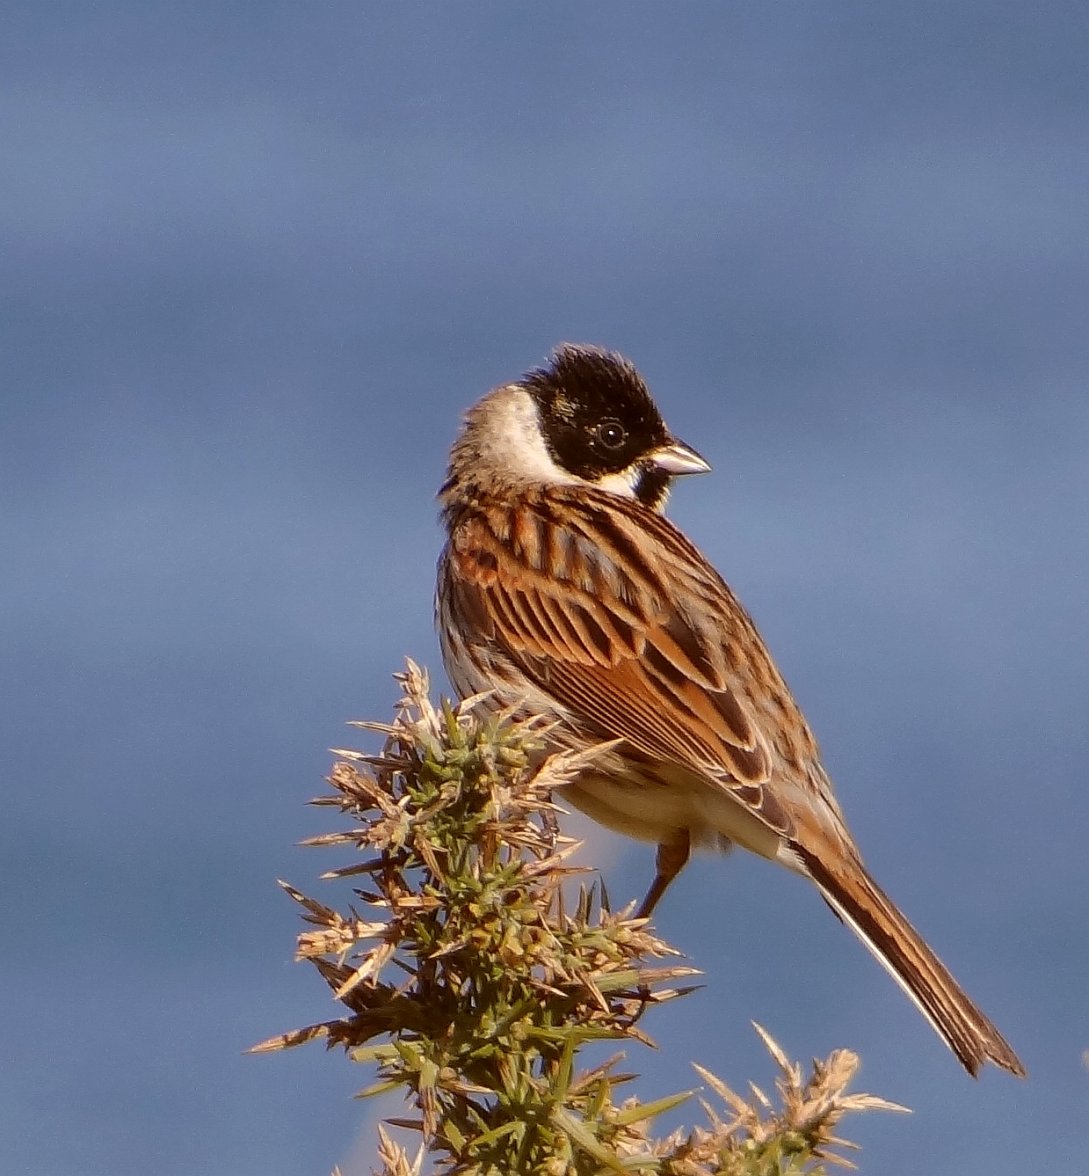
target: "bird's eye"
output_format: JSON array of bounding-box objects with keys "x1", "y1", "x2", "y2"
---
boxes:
[{"x1": 596, "y1": 421, "x2": 627, "y2": 449}]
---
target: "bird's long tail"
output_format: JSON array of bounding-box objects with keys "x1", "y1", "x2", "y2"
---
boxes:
[{"x1": 795, "y1": 845, "x2": 1025, "y2": 1077}]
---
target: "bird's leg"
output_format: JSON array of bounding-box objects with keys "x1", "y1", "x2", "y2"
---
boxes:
[{"x1": 636, "y1": 831, "x2": 690, "y2": 920}]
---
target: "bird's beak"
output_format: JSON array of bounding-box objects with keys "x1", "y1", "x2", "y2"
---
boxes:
[{"x1": 649, "y1": 438, "x2": 711, "y2": 476}]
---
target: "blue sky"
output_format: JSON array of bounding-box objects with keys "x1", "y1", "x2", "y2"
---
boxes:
[{"x1": 2, "y1": 4, "x2": 1087, "y2": 1173}]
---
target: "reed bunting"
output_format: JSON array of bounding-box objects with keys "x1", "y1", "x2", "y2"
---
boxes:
[{"x1": 436, "y1": 343, "x2": 1024, "y2": 1078}]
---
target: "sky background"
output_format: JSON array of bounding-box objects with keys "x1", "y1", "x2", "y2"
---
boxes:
[{"x1": 2, "y1": 4, "x2": 1087, "y2": 1174}]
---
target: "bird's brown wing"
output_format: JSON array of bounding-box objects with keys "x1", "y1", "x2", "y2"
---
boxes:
[
  {"x1": 444, "y1": 489, "x2": 816, "y2": 838},
  {"x1": 445, "y1": 488, "x2": 1029, "y2": 1079}
]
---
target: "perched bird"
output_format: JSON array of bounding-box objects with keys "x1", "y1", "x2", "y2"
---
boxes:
[{"x1": 436, "y1": 343, "x2": 1024, "y2": 1078}]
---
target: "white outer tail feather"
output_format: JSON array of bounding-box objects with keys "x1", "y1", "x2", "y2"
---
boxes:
[{"x1": 800, "y1": 850, "x2": 1025, "y2": 1078}]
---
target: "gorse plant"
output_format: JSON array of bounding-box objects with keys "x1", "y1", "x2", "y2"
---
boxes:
[{"x1": 253, "y1": 662, "x2": 904, "y2": 1175}]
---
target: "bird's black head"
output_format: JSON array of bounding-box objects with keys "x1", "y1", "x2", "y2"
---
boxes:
[{"x1": 521, "y1": 343, "x2": 708, "y2": 508}]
